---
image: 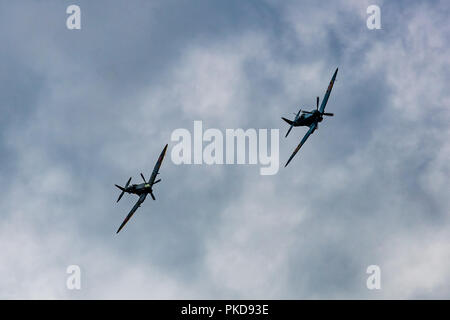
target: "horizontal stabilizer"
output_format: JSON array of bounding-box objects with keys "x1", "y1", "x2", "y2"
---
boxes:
[
  {"x1": 285, "y1": 124, "x2": 294, "y2": 138},
  {"x1": 115, "y1": 177, "x2": 131, "y2": 203},
  {"x1": 115, "y1": 185, "x2": 125, "y2": 202}
]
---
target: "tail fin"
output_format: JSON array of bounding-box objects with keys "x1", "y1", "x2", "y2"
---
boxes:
[
  {"x1": 281, "y1": 117, "x2": 294, "y2": 125},
  {"x1": 115, "y1": 185, "x2": 125, "y2": 191},
  {"x1": 115, "y1": 177, "x2": 131, "y2": 203}
]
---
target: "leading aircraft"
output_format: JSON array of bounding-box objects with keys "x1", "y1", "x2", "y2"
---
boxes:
[
  {"x1": 114, "y1": 144, "x2": 168, "y2": 234},
  {"x1": 282, "y1": 68, "x2": 338, "y2": 167}
]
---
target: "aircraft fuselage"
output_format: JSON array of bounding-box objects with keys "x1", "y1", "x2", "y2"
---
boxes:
[
  {"x1": 124, "y1": 183, "x2": 153, "y2": 195},
  {"x1": 292, "y1": 110, "x2": 323, "y2": 127}
]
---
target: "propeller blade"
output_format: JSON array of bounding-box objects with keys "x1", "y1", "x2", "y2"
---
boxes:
[
  {"x1": 316, "y1": 96, "x2": 319, "y2": 110},
  {"x1": 140, "y1": 173, "x2": 146, "y2": 183},
  {"x1": 322, "y1": 112, "x2": 334, "y2": 116},
  {"x1": 125, "y1": 177, "x2": 132, "y2": 187},
  {"x1": 301, "y1": 111, "x2": 313, "y2": 114},
  {"x1": 153, "y1": 179, "x2": 161, "y2": 184},
  {"x1": 150, "y1": 191, "x2": 156, "y2": 200}
]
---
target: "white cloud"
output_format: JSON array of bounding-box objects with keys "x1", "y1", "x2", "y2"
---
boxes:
[{"x1": 0, "y1": 0, "x2": 449, "y2": 299}]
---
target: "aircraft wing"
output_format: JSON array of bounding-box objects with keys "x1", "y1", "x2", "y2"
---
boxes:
[
  {"x1": 116, "y1": 193, "x2": 147, "y2": 233},
  {"x1": 319, "y1": 68, "x2": 338, "y2": 113},
  {"x1": 285, "y1": 122, "x2": 317, "y2": 167},
  {"x1": 149, "y1": 144, "x2": 168, "y2": 185}
]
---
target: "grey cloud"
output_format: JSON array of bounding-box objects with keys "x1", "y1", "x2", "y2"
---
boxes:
[{"x1": 0, "y1": 0, "x2": 449, "y2": 299}]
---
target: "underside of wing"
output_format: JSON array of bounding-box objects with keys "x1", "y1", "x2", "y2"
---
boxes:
[
  {"x1": 116, "y1": 194, "x2": 147, "y2": 234},
  {"x1": 149, "y1": 144, "x2": 168, "y2": 184},
  {"x1": 319, "y1": 68, "x2": 338, "y2": 113},
  {"x1": 285, "y1": 123, "x2": 317, "y2": 167}
]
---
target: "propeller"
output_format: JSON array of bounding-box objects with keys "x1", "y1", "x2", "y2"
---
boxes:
[
  {"x1": 140, "y1": 173, "x2": 146, "y2": 183},
  {"x1": 116, "y1": 177, "x2": 131, "y2": 203},
  {"x1": 301, "y1": 97, "x2": 333, "y2": 116}
]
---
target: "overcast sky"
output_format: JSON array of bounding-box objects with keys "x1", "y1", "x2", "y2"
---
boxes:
[{"x1": 0, "y1": 0, "x2": 449, "y2": 299}]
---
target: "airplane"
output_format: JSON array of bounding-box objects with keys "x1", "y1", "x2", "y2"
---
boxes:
[
  {"x1": 282, "y1": 67, "x2": 338, "y2": 167},
  {"x1": 114, "y1": 144, "x2": 168, "y2": 234}
]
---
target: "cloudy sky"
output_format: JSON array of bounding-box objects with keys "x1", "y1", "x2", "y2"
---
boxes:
[{"x1": 0, "y1": 0, "x2": 449, "y2": 299}]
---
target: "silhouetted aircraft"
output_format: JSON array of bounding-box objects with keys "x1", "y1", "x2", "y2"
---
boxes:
[
  {"x1": 282, "y1": 68, "x2": 338, "y2": 167},
  {"x1": 115, "y1": 144, "x2": 168, "y2": 233}
]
